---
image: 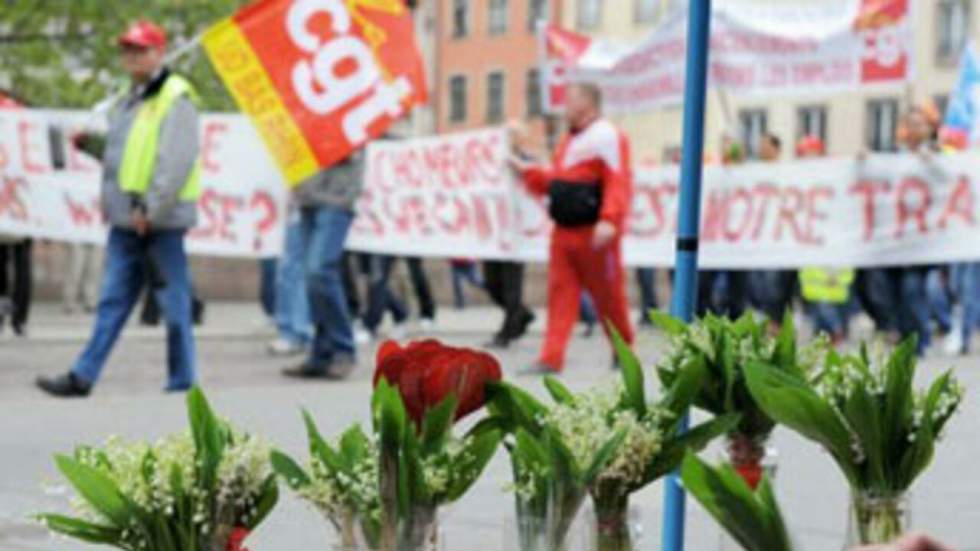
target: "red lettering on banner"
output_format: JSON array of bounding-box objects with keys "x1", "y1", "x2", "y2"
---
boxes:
[
  {"x1": 63, "y1": 194, "x2": 102, "y2": 227},
  {"x1": 750, "y1": 183, "x2": 778, "y2": 240},
  {"x1": 805, "y1": 186, "x2": 834, "y2": 246},
  {"x1": 0, "y1": 176, "x2": 29, "y2": 221},
  {"x1": 202, "y1": 121, "x2": 229, "y2": 174},
  {"x1": 18, "y1": 121, "x2": 47, "y2": 174},
  {"x1": 492, "y1": 193, "x2": 513, "y2": 251},
  {"x1": 938, "y1": 175, "x2": 975, "y2": 230},
  {"x1": 191, "y1": 188, "x2": 244, "y2": 243},
  {"x1": 701, "y1": 190, "x2": 726, "y2": 240},
  {"x1": 894, "y1": 177, "x2": 931, "y2": 238},
  {"x1": 774, "y1": 187, "x2": 806, "y2": 243},
  {"x1": 0, "y1": 139, "x2": 7, "y2": 168},
  {"x1": 849, "y1": 180, "x2": 890, "y2": 241},
  {"x1": 352, "y1": 188, "x2": 384, "y2": 236},
  {"x1": 250, "y1": 190, "x2": 278, "y2": 252},
  {"x1": 471, "y1": 195, "x2": 493, "y2": 240},
  {"x1": 722, "y1": 188, "x2": 754, "y2": 242}
]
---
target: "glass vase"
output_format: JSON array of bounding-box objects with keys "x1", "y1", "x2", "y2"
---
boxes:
[
  {"x1": 330, "y1": 511, "x2": 383, "y2": 551},
  {"x1": 395, "y1": 505, "x2": 440, "y2": 551},
  {"x1": 584, "y1": 499, "x2": 644, "y2": 551},
  {"x1": 719, "y1": 434, "x2": 778, "y2": 551},
  {"x1": 503, "y1": 510, "x2": 584, "y2": 551},
  {"x1": 844, "y1": 492, "x2": 911, "y2": 548}
]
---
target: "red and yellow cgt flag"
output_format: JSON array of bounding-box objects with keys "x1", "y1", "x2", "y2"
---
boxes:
[{"x1": 202, "y1": 0, "x2": 428, "y2": 186}]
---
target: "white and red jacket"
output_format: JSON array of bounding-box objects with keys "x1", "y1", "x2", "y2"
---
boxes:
[{"x1": 522, "y1": 118, "x2": 633, "y2": 234}]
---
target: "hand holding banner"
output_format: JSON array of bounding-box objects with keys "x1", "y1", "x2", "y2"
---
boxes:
[{"x1": 202, "y1": 0, "x2": 427, "y2": 186}]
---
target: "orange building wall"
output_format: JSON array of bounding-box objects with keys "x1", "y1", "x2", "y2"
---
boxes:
[{"x1": 433, "y1": 0, "x2": 562, "y2": 153}]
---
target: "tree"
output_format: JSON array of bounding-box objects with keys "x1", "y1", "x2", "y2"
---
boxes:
[{"x1": 0, "y1": 0, "x2": 250, "y2": 110}]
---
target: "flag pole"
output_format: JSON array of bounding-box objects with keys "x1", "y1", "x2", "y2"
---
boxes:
[{"x1": 661, "y1": 1, "x2": 712, "y2": 550}]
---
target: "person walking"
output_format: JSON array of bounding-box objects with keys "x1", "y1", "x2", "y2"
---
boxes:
[
  {"x1": 37, "y1": 20, "x2": 201, "y2": 397},
  {"x1": 281, "y1": 150, "x2": 365, "y2": 380},
  {"x1": 511, "y1": 83, "x2": 635, "y2": 373},
  {"x1": 0, "y1": 236, "x2": 32, "y2": 336},
  {"x1": 483, "y1": 119, "x2": 537, "y2": 348},
  {"x1": 267, "y1": 200, "x2": 313, "y2": 356}
]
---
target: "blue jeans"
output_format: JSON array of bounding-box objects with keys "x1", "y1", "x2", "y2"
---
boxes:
[
  {"x1": 925, "y1": 267, "x2": 952, "y2": 334},
  {"x1": 72, "y1": 228, "x2": 196, "y2": 389},
  {"x1": 301, "y1": 206, "x2": 355, "y2": 365},
  {"x1": 275, "y1": 219, "x2": 312, "y2": 345},
  {"x1": 952, "y1": 263, "x2": 980, "y2": 352},
  {"x1": 808, "y1": 302, "x2": 845, "y2": 336},
  {"x1": 580, "y1": 292, "x2": 597, "y2": 324},
  {"x1": 259, "y1": 258, "x2": 277, "y2": 318},
  {"x1": 451, "y1": 262, "x2": 484, "y2": 309},
  {"x1": 899, "y1": 268, "x2": 931, "y2": 355}
]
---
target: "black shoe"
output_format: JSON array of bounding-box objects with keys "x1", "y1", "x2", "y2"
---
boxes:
[
  {"x1": 36, "y1": 372, "x2": 92, "y2": 398},
  {"x1": 515, "y1": 309, "x2": 536, "y2": 339},
  {"x1": 281, "y1": 362, "x2": 330, "y2": 380}
]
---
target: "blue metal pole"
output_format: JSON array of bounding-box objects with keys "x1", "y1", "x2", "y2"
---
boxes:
[{"x1": 661, "y1": 1, "x2": 712, "y2": 551}]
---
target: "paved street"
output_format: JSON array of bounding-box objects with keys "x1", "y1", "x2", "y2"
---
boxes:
[{"x1": 1, "y1": 303, "x2": 978, "y2": 551}]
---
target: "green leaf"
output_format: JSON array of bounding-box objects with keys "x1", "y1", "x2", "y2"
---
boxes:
[
  {"x1": 744, "y1": 362, "x2": 859, "y2": 486},
  {"x1": 681, "y1": 454, "x2": 792, "y2": 551},
  {"x1": 609, "y1": 323, "x2": 646, "y2": 417},
  {"x1": 841, "y1": 382, "x2": 886, "y2": 491},
  {"x1": 37, "y1": 514, "x2": 122, "y2": 544},
  {"x1": 270, "y1": 450, "x2": 311, "y2": 490},
  {"x1": 660, "y1": 355, "x2": 707, "y2": 426},
  {"x1": 186, "y1": 386, "x2": 226, "y2": 493},
  {"x1": 247, "y1": 474, "x2": 280, "y2": 531},
  {"x1": 302, "y1": 409, "x2": 345, "y2": 473},
  {"x1": 445, "y1": 430, "x2": 502, "y2": 502},
  {"x1": 373, "y1": 378, "x2": 408, "y2": 451},
  {"x1": 421, "y1": 394, "x2": 458, "y2": 454},
  {"x1": 54, "y1": 455, "x2": 137, "y2": 528},
  {"x1": 339, "y1": 423, "x2": 372, "y2": 464},
  {"x1": 650, "y1": 311, "x2": 687, "y2": 335},
  {"x1": 882, "y1": 339, "x2": 917, "y2": 455},
  {"x1": 644, "y1": 414, "x2": 740, "y2": 485},
  {"x1": 543, "y1": 376, "x2": 575, "y2": 405},
  {"x1": 485, "y1": 381, "x2": 547, "y2": 435}
]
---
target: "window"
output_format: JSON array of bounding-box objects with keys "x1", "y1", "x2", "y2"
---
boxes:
[
  {"x1": 486, "y1": 71, "x2": 506, "y2": 123},
  {"x1": 489, "y1": 0, "x2": 508, "y2": 34},
  {"x1": 529, "y1": 0, "x2": 548, "y2": 30},
  {"x1": 866, "y1": 98, "x2": 900, "y2": 152},
  {"x1": 797, "y1": 105, "x2": 828, "y2": 144},
  {"x1": 634, "y1": 0, "x2": 658, "y2": 23},
  {"x1": 738, "y1": 109, "x2": 768, "y2": 159},
  {"x1": 526, "y1": 68, "x2": 542, "y2": 117},
  {"x1": 577, "y1": 0, "x2": 601, "y2": 30},
  {"x1": 452, "y1": 0, "x2": 469, "y2": 38},
  {"x1": 937, "y1": 0, "x2": 970, "y2": 62},
  {"x1": 449, "y1": 75, "x2": 467, "y2": 123}
]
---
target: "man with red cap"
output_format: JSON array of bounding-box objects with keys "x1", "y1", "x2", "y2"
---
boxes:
[
  {"x1": 38, "y1": 20, "x2": 202, "y2": 397},
  {"x1": 511, "y1": 82, "x2": 634, "y2": 373}
]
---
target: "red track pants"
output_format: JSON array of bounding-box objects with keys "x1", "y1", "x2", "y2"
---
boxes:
[{"x1": 539, "y1": 228, "x2": 634, "y2": 370}]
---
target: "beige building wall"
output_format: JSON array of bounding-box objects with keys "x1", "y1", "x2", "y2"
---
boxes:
[{"x1": 561, "y1": 1, "x2": 976, "y2": 162}]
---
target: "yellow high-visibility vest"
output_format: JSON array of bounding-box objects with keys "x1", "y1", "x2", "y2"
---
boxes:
[
  {"x1": 118, "y1": 74, "x2": 202, "y2": 201},
  {"x1": 799, "y1": 267, "x2": 855, "y2": 304}
]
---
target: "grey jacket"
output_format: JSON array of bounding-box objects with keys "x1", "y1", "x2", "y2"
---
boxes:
[
  {"x1": 101, "y1": 71, "x2": 200, "y2": 230},
  {"x1": 293, "y1": 149, "x2": 366, "y2": 212}
]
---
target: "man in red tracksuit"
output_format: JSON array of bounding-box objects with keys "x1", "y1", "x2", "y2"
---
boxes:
[{"x1": 512, "y1": 83, "x2": 634, "y2": 373}]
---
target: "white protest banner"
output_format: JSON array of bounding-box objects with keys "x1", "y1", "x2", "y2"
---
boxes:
[
  {"x1": 542, "y1": 0, "x2": 912, "y2": 113},
  {"x1": 0, "y1": 110, "x2": 287, "y2": 257},
  {"x1": 347, "y1": 127, "x2": 980, "y2": 269}
]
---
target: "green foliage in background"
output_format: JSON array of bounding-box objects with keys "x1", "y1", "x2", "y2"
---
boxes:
[{"x1": 0, "y1": 0, "x2": 249, "y2": 109}]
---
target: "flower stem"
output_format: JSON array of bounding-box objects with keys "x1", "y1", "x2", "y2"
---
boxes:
[{"x1": 591, "y1": 492, "x2": 633, "y2": 551}]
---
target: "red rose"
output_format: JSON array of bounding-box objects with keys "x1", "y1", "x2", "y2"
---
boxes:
[
  {"x1": 373, "y1": 340, "x2": 502, "y2": 426},
  {"x1": 227, "y1": 527, "x2": 250, "y2": 551}
]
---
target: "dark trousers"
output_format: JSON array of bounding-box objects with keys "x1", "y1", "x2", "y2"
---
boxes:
[
  {"x1": 341, "y1": 252, "x2": 360, "y2": 319},
  {"x1": 483, "y1": 261, "x2": 532, "y2": 340},
  {"x1": 363, "y1": 255, "x2": 409, "y2": 332},
  {"x1": 636, "y1": 268, "x2": 658, "y2": 323},
  {"x1": 406, "y1": 257, "x2": 435, "y2": 320},
  {"x1": 696, "y1": 270, "x2": 747, "y2": 319},
  {"x1": 0, "y1": 239, "x2": 32, "y2": 330},
  {"x1": 259, "y1": 258, "x2": 277, "y2": 318}
]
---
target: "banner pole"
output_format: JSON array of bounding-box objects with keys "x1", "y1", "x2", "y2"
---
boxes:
[{"x1": 661, "y1": 1, "x2": 712, "y2": 551}]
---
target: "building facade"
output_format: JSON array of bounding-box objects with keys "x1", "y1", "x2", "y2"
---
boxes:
[
  {"x1": 432, "y1": 0, "x2": 562, "y2": 150},
  {"x1": 560, "y1": 0, "x2": 974, "y2": 161}
]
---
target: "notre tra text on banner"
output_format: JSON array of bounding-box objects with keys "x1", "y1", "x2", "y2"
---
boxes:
[{"x1": 202, "y1": 0, "x2": 428, "y2": 186}]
